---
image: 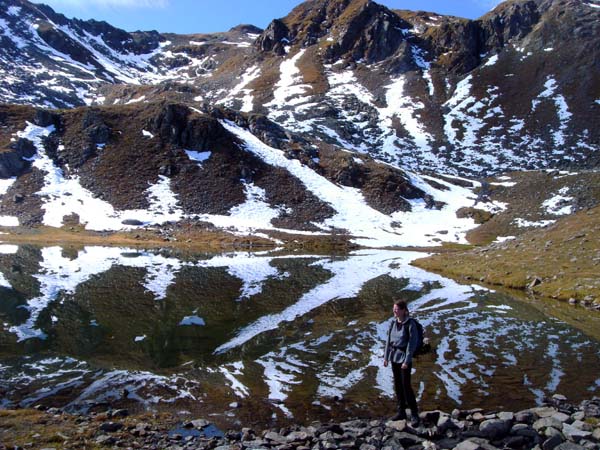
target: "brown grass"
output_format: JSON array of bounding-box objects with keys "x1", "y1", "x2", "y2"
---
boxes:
[
  {"x1": 0, "y1": 409, "x2": 177, "y2": 449},
  {"x1": 413, "y1": 205, "x2": 600, "y2": 305}
]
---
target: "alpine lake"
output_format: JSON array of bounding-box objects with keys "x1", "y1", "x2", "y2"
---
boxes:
[{"x1": 1, "y1": 244, "x2": 599, "y2": 429}]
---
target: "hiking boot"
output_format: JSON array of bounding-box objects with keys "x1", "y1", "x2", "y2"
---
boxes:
[
  {"x1": 389, "y1": 410, "x2": 407, "y2": 421},
  {"x1": 410, "y1": 413, "x2": 420, "y2": 427}
]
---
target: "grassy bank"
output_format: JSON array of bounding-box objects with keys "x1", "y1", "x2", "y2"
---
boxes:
[{"x1": 413, "y1": 206, "x2": 600, "y2": 306}]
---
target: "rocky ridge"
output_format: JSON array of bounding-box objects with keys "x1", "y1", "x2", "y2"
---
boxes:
[{"x1": 1, "y1": 397, "x2": 600, "y2": 450}]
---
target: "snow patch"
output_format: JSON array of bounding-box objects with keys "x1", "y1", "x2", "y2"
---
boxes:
[
  {"x1": 179, "y1": 316, "x2": 206, "y2": 326},
  {"x1": 542, "y1": 187, "x2": 573, "y2": 216},
  {"x1": 513, "y1": 218, "x2": 556, "y2": 228},
  {"x1": 185, "y1": 150, "x2": 211, "y2": 165}
]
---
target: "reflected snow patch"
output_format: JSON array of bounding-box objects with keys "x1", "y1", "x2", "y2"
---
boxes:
[{"x1": 179, "y1": 316, "x2": 206, "y2": 326}]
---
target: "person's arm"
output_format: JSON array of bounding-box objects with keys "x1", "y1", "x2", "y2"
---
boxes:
[
  {"x1": 403, "y1": 319, "x2": 419, "y2": 367},
  {"x1": 383, "y1": 321, "x2": 392, "y2": 366}
]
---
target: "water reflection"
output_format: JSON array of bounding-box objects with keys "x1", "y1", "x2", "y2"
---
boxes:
[{"x1": 0, "y1": 244, "x2": 598, "y2": 422}]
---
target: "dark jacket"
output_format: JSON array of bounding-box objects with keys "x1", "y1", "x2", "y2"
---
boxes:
[{"x1": 384, "y1": 317, "x2": 419, "y2": 365}]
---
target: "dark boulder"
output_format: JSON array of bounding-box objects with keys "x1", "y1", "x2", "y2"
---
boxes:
[
  {"x1": 0, "y1": 138, "x2": 37, "y2": 178},
  {"x1": 255, "y1": 19, "x2": 290, "y2": 55}
]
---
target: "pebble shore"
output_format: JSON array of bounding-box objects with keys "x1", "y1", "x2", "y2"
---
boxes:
[{"x1": 2, "y1": 396, "x2": 599, "y2": 450}]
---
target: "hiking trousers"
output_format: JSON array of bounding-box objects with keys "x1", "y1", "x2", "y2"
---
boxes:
[{"x1": 391, "y1": 362, "x2": 418, "y2": 414}]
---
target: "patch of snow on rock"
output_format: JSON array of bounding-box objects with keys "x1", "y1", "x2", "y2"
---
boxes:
[
  {"x1": 513, "y1": 218, "x2": 556, "y2": 228},
  {"x1": 185, "y1": 150, "x2": 211, "y2": 165},
  {"x1": 543, "y1": 187, "x2": 573, "y2": 216}
]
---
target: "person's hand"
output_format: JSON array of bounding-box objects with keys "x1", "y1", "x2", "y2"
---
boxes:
[
  {"x1": 383, "y1": 359, "x2": 388, "y2": 367},
  {"x1": 401, "y1": 363, "x2": 408, "y2": 369}
]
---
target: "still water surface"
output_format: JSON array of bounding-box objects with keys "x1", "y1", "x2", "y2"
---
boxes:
[{"x1": 0, "y1": 244, "x2": 599, "y2": 426}]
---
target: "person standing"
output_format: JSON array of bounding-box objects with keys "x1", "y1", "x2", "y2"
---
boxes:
[{"x1": 383, "y1": 299, "x2": 420, "y2": 425}]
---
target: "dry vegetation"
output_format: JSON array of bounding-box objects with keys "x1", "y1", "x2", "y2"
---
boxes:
[
  {"x1": 0, "y1": 409, "x2": 178, "y2": 449},
  {"x1": 414, "y1": 205, "x2": 600, "y2": 305}
]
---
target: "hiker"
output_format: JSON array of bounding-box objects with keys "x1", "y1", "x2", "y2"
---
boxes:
[{"x1": 383, "y1": 299, "x2": 420, "y2": 425}]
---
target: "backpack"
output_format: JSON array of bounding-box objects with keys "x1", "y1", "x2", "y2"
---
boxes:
[{"x1": 405, "y1": 318, "x2": 428, "y2": 357}]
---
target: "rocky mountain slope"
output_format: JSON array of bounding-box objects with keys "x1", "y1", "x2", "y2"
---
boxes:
[
  {"x1": 0, "y1": 0, "x2": 598, "y2": 176},
  {"x1": 0, "y1": 101, "x2": 505, "y2": 247},
  {"x1": 0, "y1": 0, "x2": 598, "y2": 246}
]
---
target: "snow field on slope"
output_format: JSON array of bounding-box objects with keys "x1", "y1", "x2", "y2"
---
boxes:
[
  {"x1": 17, "y1": 123, "x2": 184, "y2": 231},
  {"x1": 217, "y1": 65, "x2": 261, "y2": 113},
  {"x1": 197, "y1": 181, "x2": 290, "y2": 234},
  {"x1": 222, "y1": 120, "x2": 495, "y2": 248},
  {"x1": 532, "y1": 76, "x2": 573, "y2": 147},
  {"x1": 265, "y1": 49, "x2": 311, "y2": 109}
]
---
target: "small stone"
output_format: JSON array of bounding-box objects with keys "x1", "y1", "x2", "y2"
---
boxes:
[
  {"x1": 569, "y1": 298, "x2": 578, "y2": 305},
  {"x1": 555, "y1": 443, "x2": 586, "y2": 450},
  {"x1": 191, "y1": 419, "x2": 210, "y2": 429},
  {"x1": 394, "y1": 432, "x2": 424, "y2": 447},
  {"x1": 359, "y1": 444, "x2": 377, "y2": 450},
  {"x1": 533, "y1": 407, "x2": 559, "y2": 418},
  {"x1": 453, "y1": 440, "x2": 483, "y2": 450},
  {"x1": 479, "y1": 418, "x2": 511, "y2": 440},
  {"x1": 553, "y1": 394, "x2": 567, "y2": 402},
  {"x1": 386, "y1": 419, "x2": 406, "y2": 432},
  {"x1": 572, "y1": 412, "x2": 585, "y2": 422},
  {"x1": 99, "y1": 422, "x2": 123, "y2": 433},
  {"x1": 543, "y1": 433, "x2": 565, "y2": 450},
  {"x1": 529, "y1": 277, "x2": 542, "y2": 289},
  {"x1": 592, "y1": 428, "x2": 600, "y2": 441},
  {"x1": 511, "y1": 423, "x2": 530, "y2": 434},
  {"x1": 264, "y1": 431, "x2": 286, "y2": 444},
  {"x1": 437, "y1": 416, "x2": 458, "y2": 434},
  {"x1": 546, "y1": 427, "x2": 563, "y2": 438},
  {"x1": 571, "y1": 421, "x2": 592, "y2": 432},
  {"x1": 229, "y1": 402, "x2": 239, "y2": 408},
  {"x1": 498, "y1": 411, "x2": 515, "y2": 421},
  {"x1": 95, "y1": 435, "x2": 116, "y2": 445},
  {"x1": 472, "y1": 412, "x2": 485, "y2": 422},
  {"x1": 111, "y1": 408, "x2": 129, "y2": 418},
  {"x1": 562, "y1": 423, "x2": 592, "y2": 442},
  {"x1": 286, "y1": 431, "x2": 309, "y2": 442},
  {"x1": 505, "y1": 435, "x2": 527, "y2": 449},
  {"x1": 534, "y1": 417, "x2": 564, "y2": 432},
  {"x1": 515, "y1": 410, "x2": 536, "y2": 424},
  {"x1": 552, "y1": 412, "x2": 571, "y2": 423}
]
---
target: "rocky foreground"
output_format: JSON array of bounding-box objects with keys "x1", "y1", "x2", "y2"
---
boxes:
[{"x1": 1, "y1": 397, "x2": 600, "y2": 450}]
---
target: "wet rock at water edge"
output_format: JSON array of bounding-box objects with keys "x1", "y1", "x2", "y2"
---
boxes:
[{"x1": 479, "y1": 418, "x2": 512, "y2": 440}]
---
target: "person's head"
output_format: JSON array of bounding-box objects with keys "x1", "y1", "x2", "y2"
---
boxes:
[{"x1": 393, "y1": 300, "x2": 409, "y2": 321}]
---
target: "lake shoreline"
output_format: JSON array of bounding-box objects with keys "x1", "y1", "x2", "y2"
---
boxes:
[{"x1": 1, "y1": 396, "x2": 599, "y2": 449}]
